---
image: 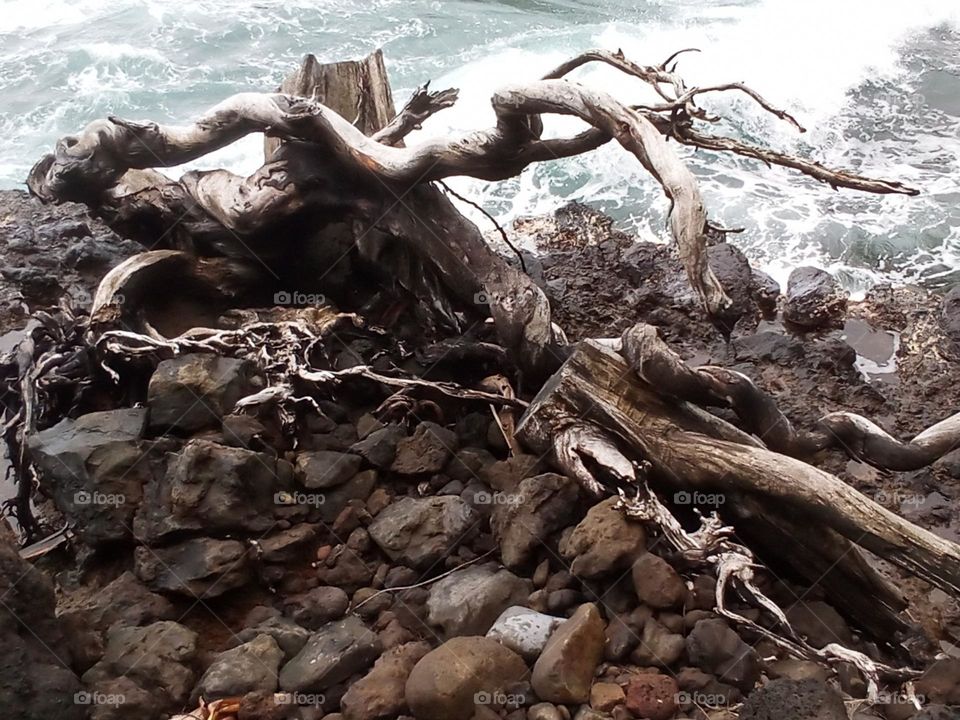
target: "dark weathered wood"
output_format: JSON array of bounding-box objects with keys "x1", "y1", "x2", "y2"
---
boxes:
[
  {"x1": 264, "y1": 50, "x2": 396, "y2": 160},
  {"x1": 517, "y1": 340, "x2": 960, "y2": 598}
]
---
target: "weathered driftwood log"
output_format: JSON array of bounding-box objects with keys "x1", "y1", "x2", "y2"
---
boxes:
[{"x1": 516, "y1": 339, "x2": 960, "y2": 636}]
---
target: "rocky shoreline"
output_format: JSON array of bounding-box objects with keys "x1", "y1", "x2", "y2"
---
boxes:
[{"x1": 1, "y1": 190, "x2": 959, "y2": 720}]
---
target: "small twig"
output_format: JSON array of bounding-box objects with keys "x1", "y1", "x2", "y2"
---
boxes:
[{"x1": 438, "y1": 180, "x2": 527, "y2": 274}]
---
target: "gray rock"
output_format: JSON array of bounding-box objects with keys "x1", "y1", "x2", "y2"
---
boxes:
[
  {"x1": 148, "y1": 353, "x2": 260, "y2": 433},
  {"x1": 708, "y1": 242, "x2": 755, "y2": 329},
  {"x1": 784, "y1": 266, "x2": 848, "y2": 329},
  {"x1": 686, "y1": 618, "x2": 760, "y2": 692},
  {"x1": 27, "y1": 408, "x2": 151, "y2": 544},
  {"x1": 83, "y1": 621, "x2": 198, "y2": 707},
  {"x1": 295, "y1": 450, "x2": 363, "y2": 489},
  {"x1": 135, "y1": 537, "x2": 251, "y2": 598},
  {"x1": 740, "y1": 678, "x2": 846, "y2": 720},
  {"x1": 349, "y1": 424, "x2": 404, "y2": 468},
  {"x1": 230, "y1": 615, "x2": 310, "y2": 660},
  {"x1": 446, "y1": 447, "x2": 496, "y2": 483},
  {"x1": 134, "y1": 439, "x2": 292, "y2": 544},
  {"x1": 368, "y1": 496, "x2": 477, "y2": 569},
  {"x1": 942, "y1": 285, "x2": 960, "y2": 347},
  {"x1": 61, "y1": 571, "x2": 175, "y2": 633},
  {"x1": 486, "y1": 606, "x2": 564, "y2": 661},
  {"x1": 785, "y1": 601, "x2": 852, "y2": 649},
  {"x1": 752, "y1": 269, "x2": 781, "y2": 315},
  {"x1": 630, "y1": 617, "x2": 685, "y2": 667},
  {"x1": 257, "y1": 524, "x2": 318, "y2": 564},
  {"x1": 491, "y1": 472, "x2": 579, "y2": 568},
  {"x1": 283, "y1": 586, "x2": 350, "y2": 630},
  {"x1": 559, "y1": 497, "x2": 646, "y2": 578},
  {"x1": 193, "y1": 634, "x2": 283, "y2": 701},
  {"x1": 317, "y1": 469, "x2": 378, "y2": 523},
  {"x1": 391, "y1": 421, "x2": 457, "y2": 475},
  {"x1": 426, "y1": 563, "x2": 532, "y2": 637},
  {"x1": 279, "y1": 615, "x2": 382, "y2": 692}
]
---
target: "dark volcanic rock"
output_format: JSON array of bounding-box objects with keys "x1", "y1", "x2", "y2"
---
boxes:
[
  {"x1": 686, "y1": 618, "x2": 760, "y2": 692},
  {"x1": 148, "y1": 353, "x2": 261, "y2": 433},
  {"x1": 784, "y1": 266, "x2": 848, "y2": 329},
  {"x1": 283, "y1": 586, "x2": 350, "y2": 629},
  {"x1": 739, "y1": 678, "x2": 846, "y2": 720},
  {"x1": 134, "y1": 537, "x2": 252, "y2": 598},
  {"x1": 193, "y1": 634, "x2": 283, "y2": 701},
  {"x1": 134, "y1": 438, "x2": 292, "y2": 544},
  {"x1": 340, "y1": 641, "x2": 431, "y2": 720},
  {"x1": 708, "y1": 242, "x2": 756, "y2": 329},
  {"x1": 278, "y1": 615, "x2": 382, "y2": 693},
  {"x1": 349, "y1": 424, "x2": 404, "y2": 468},
  {"x1": 368, "y1": 496, "x2": 478, "y2": 569},
  {"x1": 28, "y1": 408, "x2": 151, "y2": 545},
  {"x1": 390, "y1": 421, "x2": 458, "y2": 475},
  {"x1": 426, "y1": 563, "x2": 532, "y2": 637},
  {"x1": 295, "y1": 450, "x2": 362, "y2": 489},
  {"x1": 941, "y1": 284, "x2": 960, "y2": 348}
]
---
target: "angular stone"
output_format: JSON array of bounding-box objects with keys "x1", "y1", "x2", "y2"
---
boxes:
[
  {"x1": 531, "y1": 603, "x2": 606, "y2": 704},
  {"x1": 295, "y1": 450, "x2": 363, "y2": 489},
  {"x1": 134, "y1": 439, "x2": 291, "y2": 544},
  {"x1": 230, "y1": 616, "x2": 309, "y2": 660},
  {"x1": 279, "y1": 615, "x2": 381, "y2": 693},
  {"x1": 405, "y1": 637, "x2": 528, "y2": 720},
  {"x1": 391, "y1": 422, "x2": 457, "y2": 475},
  {"x1": 630, "y1": 617, "x2": 685, "y2": 668},
  {"x1": 350, "y1": 425, "x2": 404, "y2": 468},
  {"x1": 624, "y1": 673, "x2": 679, "y2": 720},
  {"x1": 739, "y1": 678, "x2": 846, "y2": 720},
  {"x1": 486, "y1": 606, "x2": 564, "y2": 661},
  {"x1": 317, "y1": 469, "x2": 378, "y2": 523},
  {"x1": 590, "y1": 681, "x2": 625, "y2": 712},
  {"x1": 135, "y1": 537, "x2": 251, "y2": 598},
  {"x1": 148, "y1": 353, "x2": 260, "y2": 433},
  {"x1": 784, "y1": 601, "x2": 852, "y2": 649},
  {"x1": 559, "y1": 497, "x2": 646, "y2": 578},
  {"x1": 283, "y1": 586, "x2": 350, "y2": 630},
  {"x1": 686, "y1": 618, "x2": 760, "y2": 692},
  {"x1": 340, "y1": 641, "x2": 431, "y2": 720},
  {"x1": 368, "y1": 496, "x2": 477, "y2": 569},
  {"x1": 258, "y1": 524, "x2": 317, "y2": 563},
  {"x1": 28, "y1": 408, "x2": 151, "y2": 544},
  {"x1": 784, "y1": 266, "x2": 847, "y2": 329},
  {"x1": 426, "y1": 563, "x2": 532, "y2": 637},
  {"x1": 631, "y1": 552, "x2": 686, "y2": 608},
  {"x1": 193, "y1": 634, "x2": 283, "y2": 700},
  {"x1": 491, "y1": 472, "x2": 579, "y2": 568}
]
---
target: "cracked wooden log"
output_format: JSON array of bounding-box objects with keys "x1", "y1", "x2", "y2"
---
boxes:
[{"x1": 516, "y1": 339, "x2": 960, "y2": 638}]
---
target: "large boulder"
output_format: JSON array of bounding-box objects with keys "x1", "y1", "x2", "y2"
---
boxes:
[
  {"x1": 404, "y1": 636, "x2": 528, "y2": 720},
  {"x1": 491, "y1": 472, "x2": 579, "y2": 568},
  {"x1": 278, "y1": 615, "x2": 382, "y2": 693},
  {"x1": 148, "y1": 353, "x2": 260, "y2": 433},
  {"x1": 134, "y1": 439, "x2": 293, "y2": 544},
  {"x1": 558, "y1": 497, "x2": 646, "y2": 578},
  {"x1": 739, "y1": 678, "x2": 847, "y2": 720},
  {"x1": 134, "y1": 537, "x2": 251, "y2": 598},
  {"x1": 340, "y1": 641, "x2": 431, "y2": 720},
  {"x1": 27, "y1": 408, "x2": 151, "y2": 545},
  {"x1": 193, "y1": 634, "x2": 283, "y2": 701},
  {"x1": 426, "y1": 563, "x2": 532, "y2": 637},
  {"x1": 0, "y1": 521, "x2": 85, "y2": 720},
  {"x1": 368, "y1": 496, "x2": 478, "y2": 569},
  {"x1": 783, "y1": 266, "x2": 847, "y2": 329},
  {"x1": 531, "y1": 603, "x2": 606, "y2": 704}
]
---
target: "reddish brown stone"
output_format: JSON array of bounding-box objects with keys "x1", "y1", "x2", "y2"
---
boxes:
[{"x1": 625, "y1": 673, "x2": 678, "y2": 720}]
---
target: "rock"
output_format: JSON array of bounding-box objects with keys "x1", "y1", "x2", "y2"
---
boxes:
[
  {"x1": 624, "y1": 673, "x2": 679, "y2": 720},
  {"x1": 84, "y1": 676, "x2": 154, "y2": 720},
  {"x1": 491, "y1": 472, "x2": 579, "y2": 568},
  {"x1": 739, "y1": 678, "x2": 847, "y2": 720},
  {"x1": 732, "y1": 331, "x2": 804, "y2": 364},
  {"x1": 390, "y1": 422, "x2": 457, "y2": 475},
  {"x1": 27, "y1": 407, "x2": 151, "y2": 544},
  {"x1": 258, "y1": 524, "x2": 318, "y2": 563},
  {"x1": 767, "y1": 658, "x2": 831, "y2": 683},
  {"x1": 279, "y1": 615, "x2": 382, "y2": 693},
  {"x1": 296, "y1": 450, "x2": 363, "y2": 489},
  {"x1": 482, "y1": 454, "x2": 542, "y2": 492},
  {"x1": 531, "y1": 603, "x2": 606, "y2": 704},
  {"x1": 317, "y1": 469, "x2": 378, "y2": 523},
  {"x1": 83, "y1": 621, "x2": 198, "y2": 707},
  {"x1": 446, "y1": 447, "x2": 496, "y2": 483},
  {"x1": 368, "y1": 496, "x2": 477, "y2": 569},
  {"x1": 134, "y1": 537, "x2": 251, "y2": 598},
  {"x1": 630, "y1": 617, "x2": 685, "y2": 668},
  {"x1": 605, "y1": 613, "x2": 641, "y2": 662},
  {"x1": 135, "y1": 439, "x2": 292, "y2": 543},
  {"x1": 631, "y1": 552, "x2": 686, "y2": 608},
  {"x1": 340, "y1": 641, "x2": 431, "y2": 720},
  {"x1": 591, "y1": 682, "x2": 626, "y2": 712},
  {"x1": 783, "y1": 266, "x2": 847, "y2": 329},
  {"x1": 404, "y1": 636, "x2": 528, "y2": 720},
  {"x1": 231, "y1": 616, "x2": 310, "y2": 660},
  {"x1": 558, "y1": 497, "x2": 646, "y2": 578},
  {"x1": 148, "y1": 353, "x2": 260, "y2": 433},
  {"x1": 486, "y1": 606, "x2": 564, "y2": 661},
  {"x1": 60, "y1": 571, "x2": 175, "y2": 633},
  {"x1": 350, "y1": 425, "x2": 405, "y2": 468},
  {"x1": 686, "y1": 618, "x2": 760, "y2": 692},
  {"x1": 915, "y1": 658, "x2": 960, "y2": 704},
  {"x1": 784, "y1": 601, "x2": 852, "y2": 649},
  {"x1": 752, "y1": 269, "x2": 781, "y2": 315},
  {"x1": 942, "y1": 285, "x2": 960, "y2": 347},
  {"x1": 427, "y1": 563, "x2": 532, "y2": 637},
  {"x1": 708, "y1": 243, "x2": 755, "y2": 328},
  {"x1": 0, "y1": 521, "x2": 85, "y2": 720},
  {"x1": 284, "y1": 587, "x2": 351, "y2": 630},
  {"x1": 193, "y1": 634, "x2": 283, "y2": 700}
]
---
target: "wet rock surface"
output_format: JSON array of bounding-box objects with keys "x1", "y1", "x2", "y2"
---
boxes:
[{"x1": 783, "y1": 266, "x2": 849, "y2": 329}]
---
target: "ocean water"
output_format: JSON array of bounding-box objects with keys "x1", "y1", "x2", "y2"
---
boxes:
[{"x1": 1, "y1": 0, "x2": 959, "y2": 293}]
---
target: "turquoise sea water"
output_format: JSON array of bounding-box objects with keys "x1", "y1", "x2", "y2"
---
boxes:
[{"x1": 1, "y1": 0, "x2": 959, "y2": 291}]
